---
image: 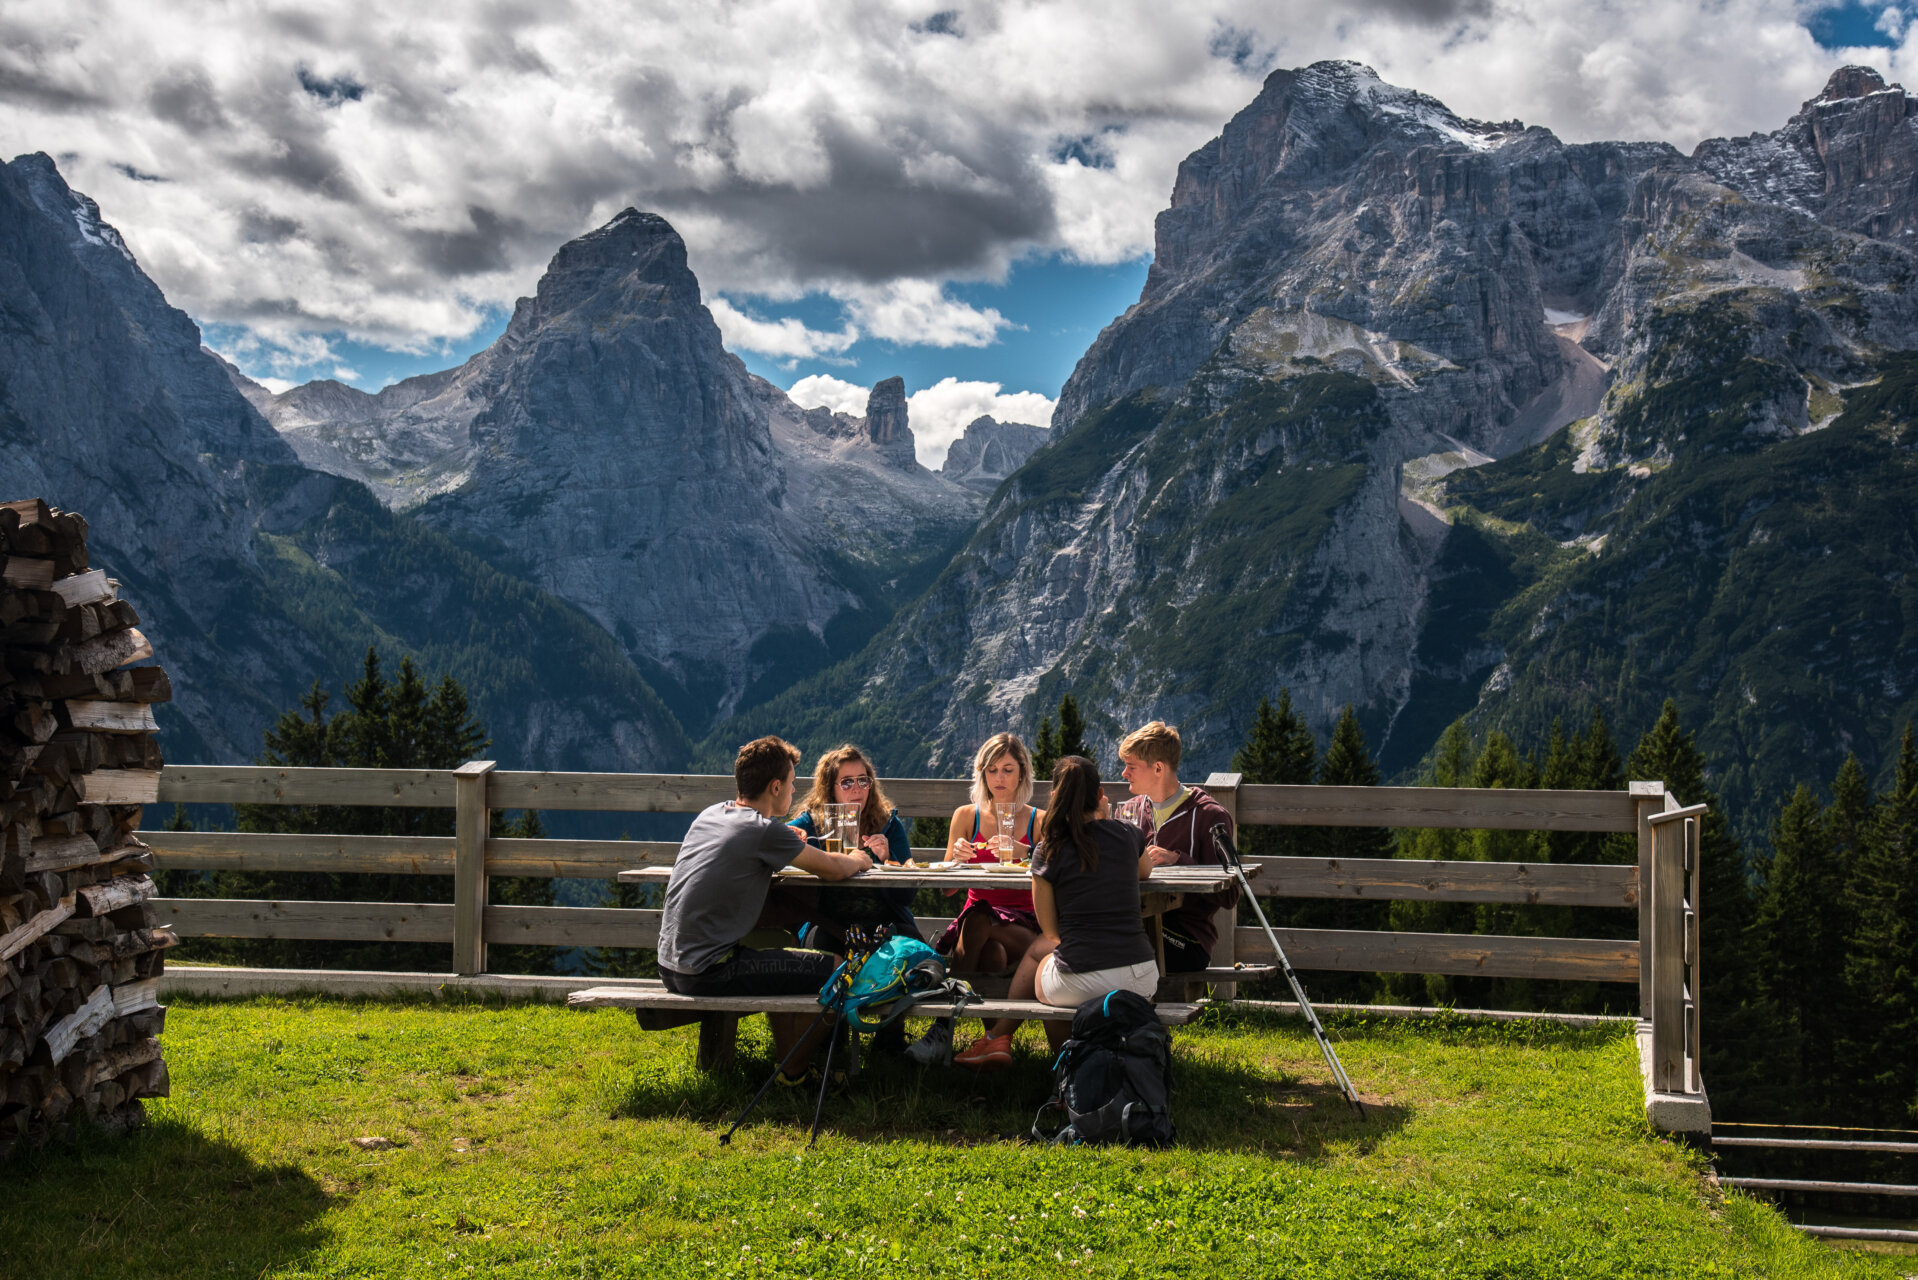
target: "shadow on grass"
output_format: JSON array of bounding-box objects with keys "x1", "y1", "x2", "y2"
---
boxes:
[
  {"x1": 0, "y1": 1113, "x2": 329, "y2": 1277},
  {"x1": 604, "y1": 1014, "x2": 1410, "y2": 1155}
]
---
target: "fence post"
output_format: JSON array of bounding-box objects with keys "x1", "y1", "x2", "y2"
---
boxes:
[
  {"x1": 1648, "y1": 797, "x2": 1708, "y2": 1095},
  {"x1": 1203, "y1": 772, "x2": 1241, "y2": 999},
  {"x1": 453, "y1": 760, "x2": 497, "y2": 976},
  {"x1": 1629, "y1": 780, "x2": 1666, "y2": 1016}
]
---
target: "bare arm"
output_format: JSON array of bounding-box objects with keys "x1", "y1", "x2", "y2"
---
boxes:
[
  {"x1": 1031, "y1": 875, "x2": 1061, "y2": 944},
  {"x1": 792, "y1": 843, "x2": 873, "y2": 881},
  {"x1": 945, "y1": 805, "x2": 975, "y2": 859}
]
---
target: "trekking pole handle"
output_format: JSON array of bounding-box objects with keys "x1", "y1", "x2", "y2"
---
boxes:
[{"x1": 1210, "y1": 822, "x2": 1242, "y2": 873}]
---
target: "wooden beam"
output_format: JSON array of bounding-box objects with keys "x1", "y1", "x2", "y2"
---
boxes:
[
  {"x1": 50, "y1": 568, "x2": 112, "y2": 607},
  {"x1": 1231, "y1": 925, "x2": 1639, "y2": 983},
  {"x1": 142, "y1": 830, "x2": 456, "y2": 875},
  {"x1": 150, "y1": 898, "x2": 454, "y2": 942},
  {"x1": 486, "y1": 771, "x2": 735, "y2": 812},
  {"x1": 485, "y1": 838, "x2": 679, "y2": 878},
  {"x1": 63, "y1": 700, "x2": 159, "y2": 733},
  {"x1": 1246, "y1": 855, "x2": 1639, "y2": 907},
  {"x1": 483, "y1": 905, "x2": 657, "y2": 949},
  {"x1": 452, "y1": 761, "x2": 495, "y2": 975},
  {"x1": 1236, "y1": 785, "x2": 1638, "y2": 832},
  {"x1": 157, "y1": 764, "x2": 457, "y2": 807},
  {"x1": 78, "y1": 768, "x2": 160, "y2": 805}
]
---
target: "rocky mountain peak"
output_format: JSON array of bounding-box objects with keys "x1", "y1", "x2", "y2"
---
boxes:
[
  {"x1": 514, "y1": 206, "x2": 701, "y2": 331},
  {"x1": 864, "y1": 376, "x2": 908, "y2": 446},
  {"x1": 1817, "y1": 65, "x2": 1894, "y2": 103},
  {"x1": 939, "y1": 415, "x2": 1049, "y2": 492}
]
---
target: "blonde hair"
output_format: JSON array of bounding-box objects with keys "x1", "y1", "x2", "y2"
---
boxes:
[
  {"x1": 970, "y1": 733, "x2": 1034, "y2": 810},
  {"x1": 1119, "y1": 720, "x2": 1182, "y2": 770},
  {"x1": 794, "y1": 743, "x2": 894, "y2": 835}
]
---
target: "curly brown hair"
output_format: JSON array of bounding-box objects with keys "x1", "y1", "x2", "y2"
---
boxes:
[{"x1": 793, "y1": 743, "x2": 894, "y2": 836}]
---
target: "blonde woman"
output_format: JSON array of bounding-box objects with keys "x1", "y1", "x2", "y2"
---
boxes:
[
  {"x1": 936, "y1": 732, "x2": 1045, "y2": 970},
  {"x1": 787, "y1": 744, "x2": 918, "y2": 944}
]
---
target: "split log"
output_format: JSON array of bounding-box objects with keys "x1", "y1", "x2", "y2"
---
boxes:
[
  {"x1": 44, "y1": 984, "x2": 114, "y2": 1063},
  {"x1": 62, "y1": 702, "x2": 158, "y2": 734},
  {"x1": 77, "y1": 771, "x2": 161, "y2": 806},
  {"x1": 76, "y1": 875, "x2": 153, "y2": 917},
  {"x1": 70, "y1": 628, "x2": 151, "y2": 676},
  {"x1": 49, "y1": 570, "x2": 111, "y2": 608}
]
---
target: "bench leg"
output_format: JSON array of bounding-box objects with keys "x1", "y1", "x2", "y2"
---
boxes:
[{"x1": 697, "y1": 1013, "x2": 740, "y2": 1073}]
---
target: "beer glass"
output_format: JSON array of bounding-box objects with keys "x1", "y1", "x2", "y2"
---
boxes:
[
  {"x1": 823, "y1": 803, "x2": 859, "y2": 856},
  {"x1": 992, "y1": 802, "x2": 1019, "y2": 863}
]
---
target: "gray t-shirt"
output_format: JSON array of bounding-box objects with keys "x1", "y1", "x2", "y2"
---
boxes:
[{"x1": 657, "y1": 801, "x2": 808, "y2": 974}]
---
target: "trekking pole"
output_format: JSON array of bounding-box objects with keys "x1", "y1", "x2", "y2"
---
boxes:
[
  {"x1": 718, "y1": 1003, "x2": 836, "y2": 1146},
  {"x1": 1211, "y1": 823, "x2": 1366, "y2": 1117}
]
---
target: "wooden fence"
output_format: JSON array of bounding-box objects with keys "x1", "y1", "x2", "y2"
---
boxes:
[{"x1": 144, "y1": 766, "x2": 1705, "y2": 1098}]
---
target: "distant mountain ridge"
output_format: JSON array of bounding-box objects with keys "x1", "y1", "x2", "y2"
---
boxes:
[
  {"x1": 244, "y1": 208, "x2": 984, "y2": 731},
  {"x1": 711, "y1": 62, "x2": 1918, "y2": 843},
  {"x1": 0, "y1": 153, "x2": 687, "y2": 770}
]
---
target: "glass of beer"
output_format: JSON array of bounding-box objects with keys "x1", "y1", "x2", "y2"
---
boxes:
[
  {"x1": 992, "y1": 802, "x2": 1019, "y2": 863},
  {"x1": 825, "y1": 803, "x2": 860, "y2": 859}
]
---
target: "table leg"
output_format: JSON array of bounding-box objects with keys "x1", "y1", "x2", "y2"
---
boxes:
[{"x1": 697, "y1": 1013, "x2": 739, "y2": 1073}]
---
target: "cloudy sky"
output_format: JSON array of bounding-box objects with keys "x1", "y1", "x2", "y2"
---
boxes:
[{"x1": 0, "y1": 0, "x2": 1907, "y2": 463}]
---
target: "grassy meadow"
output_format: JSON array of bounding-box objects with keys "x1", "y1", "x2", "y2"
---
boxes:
[{"x1": 1, "y1": 995, "x2": 1906, "y2": 1278}]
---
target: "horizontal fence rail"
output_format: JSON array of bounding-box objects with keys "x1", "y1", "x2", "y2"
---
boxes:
[{"x1": 146, "y1": 763, "x2": 1701, "y2": 1101}]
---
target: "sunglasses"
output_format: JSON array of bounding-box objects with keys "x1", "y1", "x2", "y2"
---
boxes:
[{"x1": 836, "y1": 775, "x2": 873, "y2": 790}]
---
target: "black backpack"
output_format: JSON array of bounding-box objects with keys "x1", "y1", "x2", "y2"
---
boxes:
[{"x1": 1030, "y1": 989, "x2": 1175, "y2": 1147}]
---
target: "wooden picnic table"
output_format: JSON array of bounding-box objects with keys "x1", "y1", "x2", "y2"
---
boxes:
[{"x1": 616, "y1": 861, "x2": 1256, "y2": 971}]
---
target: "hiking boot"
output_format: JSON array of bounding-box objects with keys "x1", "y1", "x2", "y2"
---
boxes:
[
  {"x1": 953, "y1": 1033, "x2": 1013, "y2": 1071},
  {"x1": 904, "y1": 1020, "x2": 953, "y2": 1067}
]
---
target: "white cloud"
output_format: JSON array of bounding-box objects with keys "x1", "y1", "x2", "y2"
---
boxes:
[
  {"x1": 906, "y1": 377, "x2": 1056, "y2": 469},
  {"x1": 834, "y1": 279, "x2": 1011, "y2": 348},
  {"x1": 787, "y1": 373, "x2": 871, "y2": 416},
  {"x1": 708, "y1": 298, "x2": 857, "y2": 365},
  {"x1": 0, "y1": 0, "x2": 1901, "y2": 378}
]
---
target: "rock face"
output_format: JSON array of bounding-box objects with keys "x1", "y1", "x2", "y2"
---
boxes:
[
  {"x1": 731, "y1": 61, "x2": 1918, "y2": 838},
  {"x1": 939, "y1": 416, "x2": 1050, "y2": 491},
  {"x1": 0, "y1": 154, "x2": 687, "y2": 770},
  {"x1": 256, "y1": 209, "x2": 982, "y2": 728}
]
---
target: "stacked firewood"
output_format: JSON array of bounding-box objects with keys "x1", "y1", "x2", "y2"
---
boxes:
[{"x1": 1, "y1": 499, "x2": 172, "y2": 1158}]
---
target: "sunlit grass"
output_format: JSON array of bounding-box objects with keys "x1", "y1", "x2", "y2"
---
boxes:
[{"x1": 1, "y1": 996, "x2": 1900, "y2": 1278}]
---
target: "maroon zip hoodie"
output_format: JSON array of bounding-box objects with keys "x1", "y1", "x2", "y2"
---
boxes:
[{"x1": 1116, "y1": 784, "x2": 1239, "y2": 954}]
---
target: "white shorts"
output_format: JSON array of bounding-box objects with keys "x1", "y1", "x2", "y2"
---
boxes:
[{"x1": 1035, "y1": 952, "x2": 1159, "y2": 1007}]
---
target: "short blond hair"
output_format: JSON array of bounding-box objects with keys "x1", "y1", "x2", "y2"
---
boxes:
[
  {"x1": 970, "y1": 733, "x2": 1034, "y2": 810},
  {"x1": 1119, "y1": 720, "x2": 1181, "y2": 770}
]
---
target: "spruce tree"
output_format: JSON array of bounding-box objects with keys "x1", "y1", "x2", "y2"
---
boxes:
[
  {"x1": 1753, "y1": 784, "x2": 1847, "y2": 1110},
  {"x1": 1846, "y1": 724, "x2": 1918, "y2": 1124},
  {"x1": 1032, "y1": 715, "x2": 1060, "y2": 779},
  {"x1": 1056, "y1": 694, "x2": 1090, "y2": 762},
  {"x1": 1385, "y1": 719, "x2": 1476, "y2": 1006},
  {"x1": 1285, "y1": 705, "x2": 1390, "y2": 1000},
  {"x1": 1231, "y1": 691, "x2": 1317, "y2": 860},
  {"x1": 488, "y1": 808, "x2": 558, "y2": 975}
]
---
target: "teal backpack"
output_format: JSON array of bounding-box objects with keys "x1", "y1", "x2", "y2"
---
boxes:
[{"x1": 820, "y1": 934, "x2": 958, "y2": 1032}]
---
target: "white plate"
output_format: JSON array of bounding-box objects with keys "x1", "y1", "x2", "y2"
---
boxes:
[{"x1": 981, "y1": 862, "x2": 1031, "y2": 873}]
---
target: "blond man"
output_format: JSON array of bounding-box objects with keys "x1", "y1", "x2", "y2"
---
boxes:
[{"x1": 1116, "y1": 720, "x2": 1240, "y2": 974}]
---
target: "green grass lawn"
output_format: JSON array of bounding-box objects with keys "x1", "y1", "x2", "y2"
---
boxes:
[{"x1": 2, "y1": 996, "x2": 1905, "y2": 1278}]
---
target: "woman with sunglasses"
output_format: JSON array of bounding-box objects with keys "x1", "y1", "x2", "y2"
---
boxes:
[{"x1": 786, "y1": 744, "x2": 919, "y2": 945}]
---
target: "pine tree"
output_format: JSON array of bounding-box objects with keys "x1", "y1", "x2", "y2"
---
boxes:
[
  {"x1": 488, "y1": 808, "x2": 558, "y2": 975},
  {"x1": 1385, "y1": 719, "x2": 1476, "y2": 1006},
  {"x1": 1846, "y1": 724, "x2": 1918, "y2": 1124},
  {"x1": 1056, "y1": 694, "x2": 1090, "y2": 762},
  {"x1": 1753, "y1": 784, "x2": 1848, "y2": 1109},
  {"x1": 1231, "y1": 691, "x2": 1317, "y2": 859},
  {"x1": 1285, "y1": 705, "x2": 1390, "y2": 999},
  {"x1": 1032, "y1": 715, "x2": 1060, "y2": 779}
]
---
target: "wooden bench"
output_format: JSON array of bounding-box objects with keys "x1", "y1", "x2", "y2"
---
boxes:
[{"x1": 567, "y1": 984, "x2": 1209, "y2": 1072}]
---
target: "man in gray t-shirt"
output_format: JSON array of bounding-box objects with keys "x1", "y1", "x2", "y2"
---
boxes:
[{"x1": 656, "y1": 736, "x2": 872, "y2": 1076}]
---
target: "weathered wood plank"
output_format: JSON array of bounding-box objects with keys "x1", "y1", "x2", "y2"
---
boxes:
[
  {"x1": 157, "y1": 764, "x2": 457, "y2": 807},
  {"x1": 1247, "y1": 855, "x2": 1639, "y2": 907},
  {"x1": 50, "y1": 568, "x2": 112, "y2": 607},
  {"x1": 0, "y1": 895, "x2": 75, "y2": 961},
  {"x1": 151, "y1": 897, "x2": 454, "y2": 942},
  {"x1": 1236, "y1": 784, "x2": 1638, "y2": 832},
  {"x1": 142, "y1": 830, "x2": 456, "y2": 875},
  {"x1": 1232, "y1": 926, "x2": 1640, "y2": 983},
  {"x1": 486, "y1": 771, "x2": 735, "y2": 812},
  {"x1": 64, "y1": 700, "x2": 158, "y2": 733},
  {"x1": 485, "y1": 838, "x2": 679, "y2": 877},
  {"x1": 76, "y1": 874, "x2": 153, "y2": 917},
  {"x1": 482, "y1": 905, "x2": 655, "y2": 949},
  {"x1": 881, "y1": 778, "x2": 1130, "y2": 814},
  {"x1": 2, "y1": 556, "x2": 55, "y2": 590},
  {"x1": 77, "y1": 768, "x2": 160, "y2": 804},
  {"x1": 452, "y1": 760, "x2": 494, "y2": 975},
  {"x1": 45, "y1": 983, "x2": 114, "y2": 1063},
  {"x1": 112, "y1": 976, "x2": 161, "y2": 1016}
]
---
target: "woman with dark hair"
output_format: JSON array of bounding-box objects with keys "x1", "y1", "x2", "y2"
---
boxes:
[{"x1": 953, "y1": 754, "x2": 1158, "y2": 1070}]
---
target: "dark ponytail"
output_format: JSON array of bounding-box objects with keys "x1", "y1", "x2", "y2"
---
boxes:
[{"x1": 1041, "y1": 755, "x2": 1103, "y2": 872}]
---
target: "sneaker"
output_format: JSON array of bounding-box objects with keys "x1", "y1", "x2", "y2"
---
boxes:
[
  {"x1": 953, "y1": 1033, "x2": 1013, "y2": 1072},
  {"x1": 904, "y1": 1021, "x2": 953, "y2": 1067},
  {"x1": 775, "y1": 1063, "x2": 852, "y2": 1091}
]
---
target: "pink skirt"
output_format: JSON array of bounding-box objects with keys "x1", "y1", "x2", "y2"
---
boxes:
[{"x1": 933, "y1": 898, "x2": 1040, "y2": 954}]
